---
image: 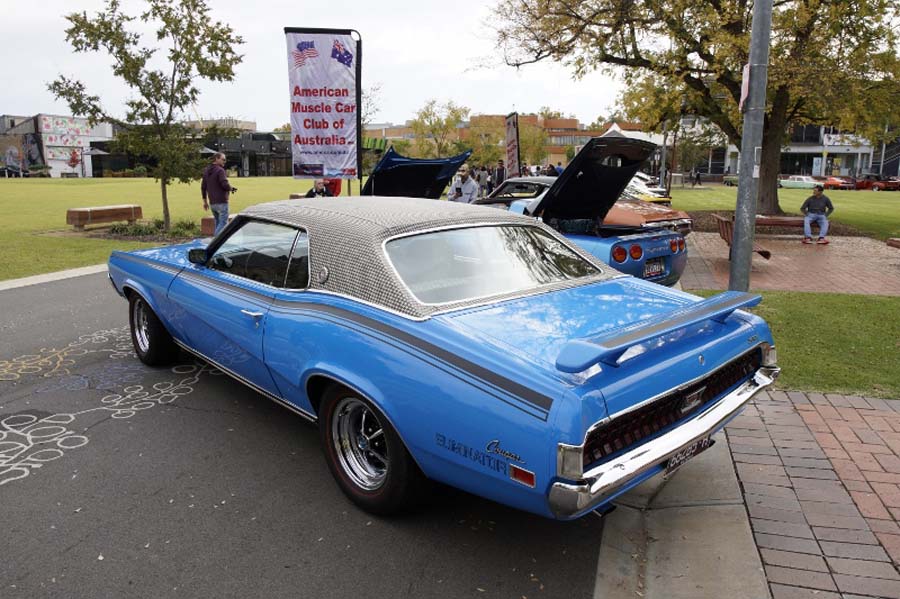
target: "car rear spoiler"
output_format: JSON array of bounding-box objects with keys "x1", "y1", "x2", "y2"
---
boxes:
[{"x1": 555, "y1": 291, "x2": 762, "y2": 373}]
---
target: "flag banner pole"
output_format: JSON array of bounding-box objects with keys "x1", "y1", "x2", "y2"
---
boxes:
[
  {"x1": 284, "y1": 27, "x2": 362, "y2": 182},
  {"x1": 505, "y1": 112, "x2": 521, "y2": 178}
]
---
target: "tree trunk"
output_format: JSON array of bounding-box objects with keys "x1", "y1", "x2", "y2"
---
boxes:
[
  {"x1": 160, "y1": 176, "x2": 171, "y2": 232},
  {"x1": 757, "y1": 87, "x2": 791, "y2": 215},
  {"x1": 757, "y1": 131, "x2": 784, "y2": 215}
]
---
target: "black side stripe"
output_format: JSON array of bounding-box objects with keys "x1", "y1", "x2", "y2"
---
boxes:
[
  {"x1": 273, "y1": 300, "x2": 555, "y2": 413},
  {"x1": 295, "y1": 309, "x2": 550, "y2": 421},
  {"x1": 113, "y1": 252, "x2": 182, "y2": 275}
]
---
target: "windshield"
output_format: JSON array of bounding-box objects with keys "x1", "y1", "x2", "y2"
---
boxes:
[
  {"x1": 385, "y1": 225, "x2": 600, "y2": 305},
  {"x1": 490, "y1": 181, "x2": 546, "y2": 199}
]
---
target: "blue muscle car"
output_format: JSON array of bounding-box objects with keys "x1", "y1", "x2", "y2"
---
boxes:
[
  {"x1": 108, "y1": 197, "x2": 779, "y2": 520},
  {"x1": 474, "y1": 137, "x2": 688, "y2": 286}
]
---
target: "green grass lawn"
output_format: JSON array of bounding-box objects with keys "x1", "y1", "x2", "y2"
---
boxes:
[
  {"x1": 693, "y1": 290, "x2": 900, "y2": 398},
  {"x1": 670, "y1": 185, "x2": 900, "y2": 240},
  {"x1": 0, "y1": 177, "x2": 328, "y2": 280}
]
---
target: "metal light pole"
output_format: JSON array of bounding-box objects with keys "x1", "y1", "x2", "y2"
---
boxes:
[{"x1": 729, "y1": 0, "x2": 774, "y2": 291}]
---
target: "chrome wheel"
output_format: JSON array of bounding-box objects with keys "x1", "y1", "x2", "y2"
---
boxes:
[
  {"x1": 331, "y1": 397, "x2": 388, "y2": 491},
  {"x1": 133, "y1": 298, "x2": 151, "y2": 353}
]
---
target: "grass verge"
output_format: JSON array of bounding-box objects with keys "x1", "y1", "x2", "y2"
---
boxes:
[
  {"x1": 0, "y1": 177, "x2": 326, "y2": 280},
  {"x1": 693, "y1": 289, "x2": 900, "y2": 398}
]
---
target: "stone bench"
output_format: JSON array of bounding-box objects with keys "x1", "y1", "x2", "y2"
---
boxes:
[
  {"x1": 712, "y1": 214, "x2": 772, "y2": 260},
  {"x1": 67, "y1": 205, "x2": 142, "y2": 230}
]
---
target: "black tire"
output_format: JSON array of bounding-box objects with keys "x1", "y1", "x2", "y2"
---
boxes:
[
  {"x1": 319, "y1": 384, "x2": 428, "y2": 515},
  {"x1": 128, "y1": 293, "x2": 178, "y2": 366}
]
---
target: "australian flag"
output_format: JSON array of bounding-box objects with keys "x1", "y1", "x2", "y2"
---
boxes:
[{"x1": 331, "y1": 39, "x2": 353, "y2": 68}]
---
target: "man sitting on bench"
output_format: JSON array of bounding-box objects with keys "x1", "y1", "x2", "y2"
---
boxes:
[{"x1": 800, "y1": 185, "x2": 834, "y2": 245}]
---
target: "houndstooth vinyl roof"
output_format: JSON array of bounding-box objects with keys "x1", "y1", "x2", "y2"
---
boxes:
[{"x1": 241, "y1": 196, "x2": 620, "y2": 319}]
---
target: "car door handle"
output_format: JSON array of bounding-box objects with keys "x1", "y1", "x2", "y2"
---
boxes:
[{"x1": 240, "y1": 309, "x2": 264, "y2": 319}]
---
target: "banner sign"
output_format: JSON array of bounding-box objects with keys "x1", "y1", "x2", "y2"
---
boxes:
[
  {"x1": 505, "y1": 112, "x2": 521, "y2": 178},
  {"x1": 284, "y1": 28, "x2": 361, "y2": 179}
]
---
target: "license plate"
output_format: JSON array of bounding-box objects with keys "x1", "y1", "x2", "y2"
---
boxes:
[
  {"x1": 643, "y1": 258, "x2": 665, "y2": 278},
  {"x1": 665, "y1": 437, "x2": 714, "y2": 475}
]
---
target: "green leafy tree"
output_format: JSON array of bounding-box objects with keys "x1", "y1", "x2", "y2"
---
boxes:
[
  {"x1": 565, "y1": 145, "x2": 577, "y2": 162},
  {"x1": 467, "y1": 116, "x2": 505, "y2": 166},
  {"x1": 409, "y1": 100, "x2": 470, "y2": 158},
  {"x1": 49, "y1": 0, "x2": 243, "y2": 230},
  {"x1": 519, "y1": 122, "x2": 548, "y2": 166},
  {"x1": 389, "y1": 139, "x2": 412, "y2": 156},
  {"x1": 494, "y1": 0, "x2": 900, "y2": 214},
  {"x1": 674, "y1": 121, "x2": 728, "y2": 173},
  {"x1": 273, "y1": 123, "x2": 292, "y2": 133}
]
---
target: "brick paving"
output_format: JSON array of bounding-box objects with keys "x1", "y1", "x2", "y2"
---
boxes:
[
  {"x1": 681, "y1": 232, "x2": 900, "y2": 296},
  {"x1": 728, "y1": 391, "x2": 900, "y2": 598}
]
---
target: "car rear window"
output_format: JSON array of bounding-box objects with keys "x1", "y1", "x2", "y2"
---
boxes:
[{"x1": 385, "y1": 225, "x2": 600, "y2": 305}]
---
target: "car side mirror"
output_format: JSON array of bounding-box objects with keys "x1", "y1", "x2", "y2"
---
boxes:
[{"x1": 188, "y1": 248, "x2": 208, "y2": 265}]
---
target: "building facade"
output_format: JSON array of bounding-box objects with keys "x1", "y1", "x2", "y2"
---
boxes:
[{"x1": 0, "y1": 114, "x2": 113, "y2": 177}]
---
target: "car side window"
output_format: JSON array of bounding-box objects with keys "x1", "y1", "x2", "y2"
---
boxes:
[
  {"x1": 284, "y1": 231, "x2": 310, "y2": 290},
  {"x1": 209, "y1": 220, "x2": 299, "y2": 288}
]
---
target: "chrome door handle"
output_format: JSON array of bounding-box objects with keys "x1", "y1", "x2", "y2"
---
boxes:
[{"x1": 240, "y1": 309, "x2": 264, "y2": 318}]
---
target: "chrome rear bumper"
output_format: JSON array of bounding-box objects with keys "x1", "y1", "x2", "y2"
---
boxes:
[{"x1": 548, "y1": 365, "x2": 780, "y2": 519}]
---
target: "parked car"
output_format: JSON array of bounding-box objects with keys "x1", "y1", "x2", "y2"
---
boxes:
[
  {"x1": 484, "y1": 177, "x2": 693, "y2": 237},
  {"x1": 779, "y1": 175, "x2": 819, "y2": 189},
  {"x1": 475, "y1": 137, "x2": 690, "y2": 286},
  {"x1": 819, "y1": 176, "x2": 855, "y2": 190},
  {"x1": 630, "y1": 171, "x2": 670, "y2": 198},
  {"x1": 633, "y1": 171, "x2": 660, "y2": 187},
  {"x1": 853, "y1": 174, "x2": 900, "y2": 191},
  {"x1": 108, "y1": 196, "x2": 779, "y2": 520}
]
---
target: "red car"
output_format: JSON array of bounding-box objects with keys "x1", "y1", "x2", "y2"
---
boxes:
[
  {"x1": 854, "y1": 174, "x2": 900, "y2": 191},
  {"x1": 819, "y1": 176, "x2": 854, "y2": 190}
]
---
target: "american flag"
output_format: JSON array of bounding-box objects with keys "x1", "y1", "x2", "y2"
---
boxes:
[{"x1": 292, "y1": 41, "x2": 319, "y2": 68}]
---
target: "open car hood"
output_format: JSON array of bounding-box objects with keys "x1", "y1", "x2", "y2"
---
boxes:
[
  {"x1": 361, "y1": 147, "x2": 472, "y2": 199},
  {"x1": 528, "y1": 135, "x2": 657, "y2": 221}
]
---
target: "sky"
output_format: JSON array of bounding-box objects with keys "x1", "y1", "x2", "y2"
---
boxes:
[{"x1": 1, "y1": 0, "x2": 624, "y2": 131}]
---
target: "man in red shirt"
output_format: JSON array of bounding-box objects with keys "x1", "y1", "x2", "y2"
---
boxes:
[{"x1": 201, "y1": 153, "x2": 236, "y2": 234}]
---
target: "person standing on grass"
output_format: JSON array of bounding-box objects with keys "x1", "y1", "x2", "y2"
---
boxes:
[
  {"x1": 201, "y1": 153, "x2": 236, "y2": 235},
  {"x1": 800, "y1": 184, "x2": 835, "y2": 244}
]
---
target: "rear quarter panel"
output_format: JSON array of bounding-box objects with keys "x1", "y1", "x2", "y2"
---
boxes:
[{"x1": 263, "y1": 293, "x2": 569, "y2": 517}]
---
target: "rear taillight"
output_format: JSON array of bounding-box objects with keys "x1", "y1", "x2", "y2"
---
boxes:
[
  {"x1": 612, "y1": 246, "x2": 627, "y2": 263},
  {"x1": 629, "y1": 244, "x2": 643, "y2": 260},
  {"x1": 678, "y1": 238, "x2": 686, "y2": 251},
  {"x1": 670, "y1": 239, "x2": 679, "y2": 253}
]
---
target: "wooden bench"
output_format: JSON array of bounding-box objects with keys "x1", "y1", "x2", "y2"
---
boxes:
[
  {"x1": 67, "y1": 205, "x2": 142, "y2": 230},
  {"x1": 200, "y1": 214, "x2": 236, "y2": 236},
  {"x1": 712, "y1": 214, "x2": 772, "y2": 260}
]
